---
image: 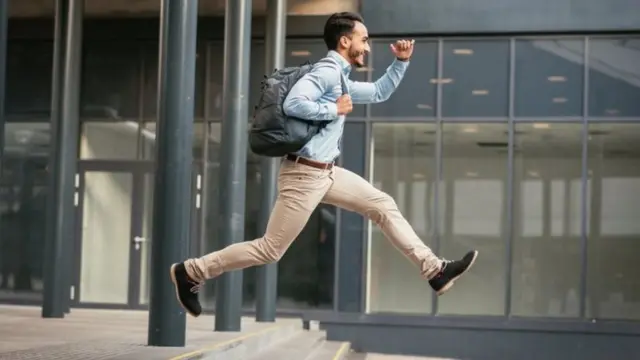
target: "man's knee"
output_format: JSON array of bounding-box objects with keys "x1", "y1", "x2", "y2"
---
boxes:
[
  {"x1": 253, "y1": 236, "x2": 286, "y2": 264},
  {"x1": 364, "y1": 191, "x2": 398, "y2": 226}
]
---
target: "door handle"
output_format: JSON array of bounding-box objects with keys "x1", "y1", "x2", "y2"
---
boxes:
[{"x1": 133, "y1": 236, "x2": 147, "y2": 250}]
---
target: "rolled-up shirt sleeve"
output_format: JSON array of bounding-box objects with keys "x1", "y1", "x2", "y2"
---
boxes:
[{"x1": 283, "y1": 63, "x2": 342, "y2": 121}]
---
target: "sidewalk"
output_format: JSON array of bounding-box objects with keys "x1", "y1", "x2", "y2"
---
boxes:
[{"x1": 0, "y1": 305, "x2": 298, "y2": 360}]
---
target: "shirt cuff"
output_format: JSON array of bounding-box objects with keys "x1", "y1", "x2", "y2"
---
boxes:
[
  {"x1": 392, "y1": 58, "x2": 411, "y2": 69},
  {"x1": 324, "y1": 102, "x2": 339, "y2": 119}
]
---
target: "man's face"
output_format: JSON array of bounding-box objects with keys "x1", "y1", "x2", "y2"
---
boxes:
[{"x1": 343, "y1": 21, "x2": 370, "y2": 68}]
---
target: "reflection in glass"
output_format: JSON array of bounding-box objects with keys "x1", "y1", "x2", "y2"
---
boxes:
[
  {"x1": 438, "y1": 123, "x2": 507, "y2": 315},
  {"x1": 81, "y1": 42, "x2": 140, "y2": 119},
  {"x1": 80, "y1": 122, "x2": 139, "y2": 160},
  {"x1": 80, "y1": 172, "x2": 133, "y2": 304},
  {"x1": 515, "y1": 39, "x2": 584, "y2": 117},
  {"x1": 370, "y1": 40, "x2": 437, "y2": 117},
  {"x1": 511, "y1": 123, "x2": 582, "y2": 317},
  {"x1": 442, "y1": 41, "x2": 509, "y2": 117},
  {"x1": 588, "y1": 37, "x2": 640, "y2": 117},
  {"x1": 368, "y1": 123, "x2": 435, "y2": 314},
  {"x1": 587, "y1": 123, "x2": 640, "y2": 320},
  {"x1": 0, "y1": 135, "x2": 48, "y2": 302},
  {"x1": 139, "y1": 173, "x2": 155, "y2": 305}
]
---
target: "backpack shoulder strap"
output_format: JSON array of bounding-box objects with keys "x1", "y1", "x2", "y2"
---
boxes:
[{"x1": 316, "y1": 57, "x2": 349, "y2": 95}]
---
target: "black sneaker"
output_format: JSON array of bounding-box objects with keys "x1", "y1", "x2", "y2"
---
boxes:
[
  {"x1": 428, "y1": 250, "x2": 478, "y2": 296},
  {"x1": 170, "y1": 263, "x2": 203, "y2": 317}
]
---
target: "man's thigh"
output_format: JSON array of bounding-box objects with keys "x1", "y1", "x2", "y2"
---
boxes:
[
  {"x1": 263, "y1": 161, "x2": 333, "y2": 252},
  {"x1": 321, "y1": 166, "x2": 386, "y2": 214}
]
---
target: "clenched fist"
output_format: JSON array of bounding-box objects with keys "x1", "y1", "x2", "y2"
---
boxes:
[
  {"x1": 336, "y1": 94, "x2": 353, "y2": 115},
  {"x1": 390, "y1": 39, "x2": 415, "y2": 61}
]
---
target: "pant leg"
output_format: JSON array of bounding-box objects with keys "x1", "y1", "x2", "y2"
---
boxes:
[
  {"x1": 322, "y1": 166, "x2": 442, "y2": 280},
  {"x1": 184, "y1": 160, "x2": 333, "y2": 283}
]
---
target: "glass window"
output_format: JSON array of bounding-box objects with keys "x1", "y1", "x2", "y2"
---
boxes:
[
  {"x1": 515, "y1": 39, "x2": 584, "y2": 117},
  {"x1": 588, "y1": 37, "x2": 640, "y2": 117},
  {"x1": 368, "y1": 123, "x2": 436, "y2": 314},
  {"x1": 438, "y1": 123, "x2": 508, "y2": 316},
  {"x1": 587, "y1": 123, "x2": 640, "y2": 320},
  {"x1": 511, "y1": 123, "x2": 583, "y2": 317},
  {"x1": 142, "y1": 42, "x2": 206, "y2": 120},
  {"x1": 442, "y1": 40, "x2": 510, "y2": 118},
  {"x1": 0, "y1": 127, "x2": 49, "y2": 303},
  {"x1": 286, "y1": 40, "x2": 366, "y2": 117},
  {"x1": 81, "y1": 42, "x2": 141, "y2": 120},
  {"x1": 369, "y1": 40, "x2": 437, "y2": 118},
  {"x1": 207, "y1": 42, "x2": 225, "y2": 119},
  {"x1": 5, "y1": 41, "x2": 53, "y2": 118}
]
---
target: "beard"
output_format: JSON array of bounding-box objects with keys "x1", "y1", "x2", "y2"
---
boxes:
[{"x1": 348, "y1": 47, "x2": 366, "y2": 67}]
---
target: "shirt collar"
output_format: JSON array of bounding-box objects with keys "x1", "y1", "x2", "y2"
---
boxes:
[{"x1": 326, "y1": 50, "x2": 352, "y2": 75}]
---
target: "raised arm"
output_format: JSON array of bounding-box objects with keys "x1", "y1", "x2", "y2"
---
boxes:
[
  {"x1": 349, "y1": 58, "x2": 409, "y2": 104},
  {"x1": 282, "y1": 62, "x2": 342, "y2": 121}
]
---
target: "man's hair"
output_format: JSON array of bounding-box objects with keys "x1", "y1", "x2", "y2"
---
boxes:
[{"x1": 323, "y1": 12, "x2": 365, "y2": 50}]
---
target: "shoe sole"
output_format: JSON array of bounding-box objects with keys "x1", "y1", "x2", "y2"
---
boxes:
[
  {"x1": 169, "y1": 263, "x2": 200, "y2": 318},
  {"x1": 436, "y1": 250, "x2": 479, "y2": 296}
]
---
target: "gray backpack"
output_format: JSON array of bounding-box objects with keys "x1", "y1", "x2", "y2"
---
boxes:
[{"x1": 249, "y1": 58, "x2": 348, "y2": 157}]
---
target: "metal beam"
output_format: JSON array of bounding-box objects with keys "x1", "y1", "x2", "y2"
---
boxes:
[
  {"x1": 255, "y1": 0, "x2": 286, "y2": 323},
  {"x1": 0, "y1": 0, "x2": 7, "y2": 169},
  {"x1": 215, "y1": 0, "x2": 252, "y2": 332},
  {"x1": 42, "y1": 0, "x2": 81, "y2": 319},
  {"x1": 147, "y1": 0, "x2": 198, "y2": 347}
]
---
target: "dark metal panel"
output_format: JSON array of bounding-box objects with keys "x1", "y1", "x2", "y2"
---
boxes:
[
  {"x1": 323, "y1": 321, "x2": 640, "y2": 360},
  {"x1": 336, "y1": 122, "x2": 367, "y2": 312},
  {"x1": 361, "y1": 0, "x2": 640, "y2": 34}
]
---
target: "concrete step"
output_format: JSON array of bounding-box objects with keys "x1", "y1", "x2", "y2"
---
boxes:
[
  {"x1": 184, "y1": 321, "x2": 301, "y2": 360},
  {"x1": 246, "y1": 330, "x2": 326, "y2": 360},
  {"x1": 306, "y1": 339, "x2": 351, "y2": 360},
  {"x1": 244, "y1": 329, "x2": 351, "y2": 360}
]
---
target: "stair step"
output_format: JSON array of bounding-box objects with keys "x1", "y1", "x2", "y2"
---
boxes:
[
  {"x1": 306, "y1": 340, "x2": 351, "y2": 360},
  {"x1": 247, "y1": 330, "x2": 327, "y2": 360}
]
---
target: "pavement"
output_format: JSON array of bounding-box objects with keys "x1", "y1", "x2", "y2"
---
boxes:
[{"x1": 0, "y1": 305, "x2": 299, "y2": 360}]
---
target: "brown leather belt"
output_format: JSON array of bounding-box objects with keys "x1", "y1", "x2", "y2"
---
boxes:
[{"x1": 285, "y1": 154, "x2": 334, "y2": 170}]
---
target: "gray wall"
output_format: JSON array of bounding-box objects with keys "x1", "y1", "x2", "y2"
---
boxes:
[{"x1": 361, "y1": 0, "x2": 640, "y2": 34}]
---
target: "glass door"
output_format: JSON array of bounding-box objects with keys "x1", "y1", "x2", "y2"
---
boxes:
[{"x1": 73, "y1": 162, "x2": 153, "y2": 308}]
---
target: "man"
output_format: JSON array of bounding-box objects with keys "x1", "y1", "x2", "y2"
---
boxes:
[{"x1": 170, "y1": 12, "x2": 478, "y2": 317}]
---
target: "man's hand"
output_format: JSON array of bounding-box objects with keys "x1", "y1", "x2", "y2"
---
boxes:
[
  {"x1": 390, "y1": 39, "x2": 415, "y2": 61},
  {"x1": 336, "y1": 94, "x2": 353, "y2": 115}
]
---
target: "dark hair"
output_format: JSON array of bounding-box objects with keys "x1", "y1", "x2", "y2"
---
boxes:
[{"x1": 323, "y1": 12, "x2": 365, "y2": 50}]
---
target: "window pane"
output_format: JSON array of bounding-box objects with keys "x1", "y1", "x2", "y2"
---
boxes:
[
  {"x1": 370, "y1": 40, "x2": 437, "y2": 117},
  {"x1": 587, "y1": 123, "x2": 640, "y2": 320},
  {"x1": 442, "y1": 41, "x2": 509, "y2": 117},
  {"x1": 368, "y1": 123, "x2": 435, "y2": 314},
  {"x1": 438, "y1": 123, "x2": 507, "y2": 315},
  {"x1": 515, "y1": 39, "x2": 584, "y2": 117},
  {"x1": 0, "y1": 139, "x2": 49, "y2": 303},
  {"x1": 286, "y1": 40, "x2": 366, "y2": 117},
  {"x1": 511, "y1": 123, "x2": 583, "y2": 317},
  {"x1": 81, "y1": 42, "x2": 141, "y2": 120},
  {"x1": 6, "y1": 41, "x2": 52, "y2": 118},
  {"x1": 207, "y1": 42, "x2": 224, "y2": 119},
  {"x1": 588, "y1": 37, "x2": 640, "y2": 117}
]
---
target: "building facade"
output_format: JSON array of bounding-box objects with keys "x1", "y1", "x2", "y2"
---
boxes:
[{"x1": 0, "y1": 0, "x2": 639, "y2": 359}]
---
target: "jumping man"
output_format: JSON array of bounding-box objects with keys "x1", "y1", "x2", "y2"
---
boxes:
[{"x1": 170, "y1": 12, "x2": 479, "y2": 317}]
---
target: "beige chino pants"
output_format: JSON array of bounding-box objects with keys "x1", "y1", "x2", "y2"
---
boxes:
[{"x1": 184, "y1": 158, "x2": 442, "y2": 283}]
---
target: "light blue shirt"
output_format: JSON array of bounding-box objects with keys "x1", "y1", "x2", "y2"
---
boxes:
[{"x1": 282, "y1": 50, "x2": 409, "y2": 163}]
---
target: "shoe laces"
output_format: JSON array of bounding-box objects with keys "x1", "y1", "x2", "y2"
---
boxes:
[{"x1": 189, "y1": 280, "x2": 203, "y2": 294}]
